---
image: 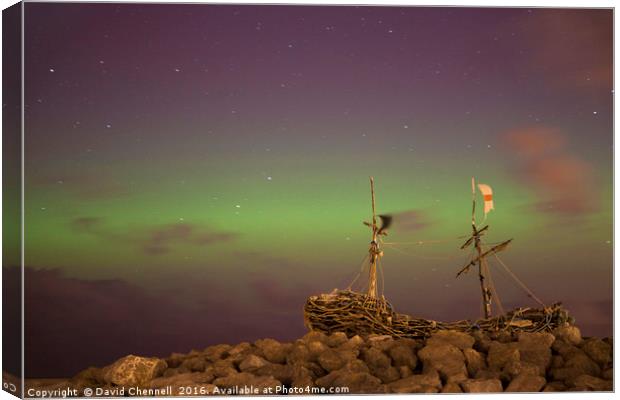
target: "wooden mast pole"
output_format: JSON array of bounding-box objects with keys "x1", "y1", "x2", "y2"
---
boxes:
[
  {"x1": 368, "y1": 177, "x2": 379, "y2": 299},
  {"x1": 472, "y1": 177, "x2": 492, "y2": 318}
]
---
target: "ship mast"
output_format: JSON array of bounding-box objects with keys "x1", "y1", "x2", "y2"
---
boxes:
[
  {"x1": 368, "y1": 177, "x2": 380, "y2": 298},
  {"x1": 457, "y1": 177, "x2": 512, "y2": 319}
]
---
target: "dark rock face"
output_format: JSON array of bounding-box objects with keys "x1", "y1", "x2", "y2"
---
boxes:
[{"x1": 27, "y1": 324, "x2": 612, "y2": 395}]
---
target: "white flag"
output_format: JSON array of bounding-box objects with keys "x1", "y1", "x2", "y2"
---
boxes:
[{"x1": 477, "y1": 184, "x2": 494, "y2": 215}]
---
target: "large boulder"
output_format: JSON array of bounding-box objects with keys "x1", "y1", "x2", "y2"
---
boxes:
[
  {"x1": 286, "y1": 343, "x2": 311, "y2": 365},
  {"x1": 581, "y1": 338, "x2": 612, "y2": 366},
  {"x1": 388, "y1": 369, "x2": 441, "y2": 393},
  {"x1": 326, "y1": 332, "x2": 348, "y2": 348},
  {"x1": 180, "y1": 356, "x2": 207, "y2": 372},
  {"x1": 255, "y1": 363, "x2": 294, "y2": 385},
  {"x1": 238, "y1": 354, "x2": 268, "y2": 372},
  {"x1": 363, "y1": 347, "x2": 391, "y2": 370},
  {"x1": 570, "y1": 374, "x2": 613, "y2": 391},
  {"x1": 463, "y1": 348, "x2": 486, "y2": 377},
  {"x1": 102, "y1": 355, "x2": 167, "y2": 387},
  {"x1": 389, "y1": 343, "x2": 417, "y2": 370},
  {"x1": 254, "y1": 339, "x2": 291, "y2": 364},
  {"x1": 208, "y1": 359, "x2": 237, "y2": 378},
  {"x1": 487, "y1": 342, "x2": 519, "y2": 371},
  {"x1": 427, "y1": 330, "x2": 475, "y2": 350},
  {"x1": 553, "y1": 325, "x2": 582, "y2": 346},
  {"x1": 204, "y1": 344, "x2": 231, "y2": 362},
  {"x1": 550, "y1": 351, "x2": 601, "y2": 383},
  {"x1": 302, "y1": 331, "x2": 328, "y2": 344},
  {"x1": 460, "y1": 378, "x2": 503, "y2": 393},
  {"x1": 505, "y1": 373, "x2": 546, "y2": 392},
  {"x1": 331, "y1": 372, "x2": 386, "y2": 394},
  {"x1": 317, "y1": 349, "x2": 347, "y2": 372},
  {"x1": 418, "y1": 343, "x2": 467, "y2": 382}
]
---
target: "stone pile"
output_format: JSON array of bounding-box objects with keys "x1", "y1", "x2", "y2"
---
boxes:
[{"x1": 30, "y1": 325, "x2": 612, "y2": 395}]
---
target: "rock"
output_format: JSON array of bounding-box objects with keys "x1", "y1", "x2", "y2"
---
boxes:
[
  {"x1": 441, "y1": 381, "x2": 463, "y2": 393},
  {"x1": 255, "y1": 363, "x2": 293, "y2": 385},
  {"x1": 228, "y1": 342, "x2": 252, "y2": 357},
  {"x1": 398, "y1": 366, "x2": 412, "y2": 379},
  {"x1": 101, "y1": 355, "x2": 167, "y2": 387},
  {"x1": 165, "y1": 353, "x2": 188, "y2": 368},
  {"x1": 73, "y1": 367, "x2": 104, "y2": 385},
  {"x1": 213, "y1": 372, "x2": 281, "y2": 392},
  {"x1": 472, "y1": 331, "x2": 492, "y2": 353},
  {"x1": 180, "y1": 356, "x2": 207, "y2": 372},
  {"x1": 374, "y1": 366, "x2": 401, "y2": 384},
  {"x1": 551, "y1": 355, "x2": 564, "y2": 369},
  {"x1": 487, "y1": 342, "x2": 519, "y2": 371},
  {"x1": 552, "y1": 339, "x2": 581, "y2": 357},
  {"x1": 505, "y1": 373, "x2": 546, "y2": 392},
  {"x1": 208, "y1": 359, "x2": 236, "y2": 378},
  {"x1": 517, "y1": 332, "x2": 555, "y2": 348},
  {"x1": 474, "y1": 370, "x2": 501, "y2": 380},
  {"x1": 363, "y1": 347, "x2": 391, "y2": 370},
  {"x1": 543, "y1": 381, "x2": 567, "y2": 392},
  {"x1": 388, "y1": 369, "x2": 441, "y2": 393},
  {"x1": 553, "y1": 325, "x2": 582, "y2": 346},
  {"x1": 317, "y1": 349, "x2": 346, "y2": 372},
  {"x1": 339, "y1": 335, "x2": 364, "y2": 350},
  {"x1": 581, "y1": 338, "x2": 611, "y2": 366},
  {"x1": 427, "y1": 330, "x2": 475, "y2": 350},
  {"x1": 559, "y1": 351, "x2": 601, "y2": 379},
  {"x1": 515, "y1": 343, "x2": 551, "y2": 376},
  {"x1": 203, "y1": 344, "x2": 231, "y2": 362},
  {"x1": 418, "y1": 343, "x2": 467, "y2": 382},
  {"x1": 226, "y1": 342, "x2": 253, "y2": 366},
  {"x1": 463, "y1": 348, "x2": 486, "y2": 377},
  {"x1": 368, "y1": 335, "x2": 395, "y2": 352},
  {"x1": 254, "y1": 339, "x2": 290, "y2": 364},
  {"x1": 460, "y1": 378, "x2": 503, "y2": 393},
  {"x1": 315, "y1": 360, "x2": 369, "y2": 388},
  {"x1": 307, "y1": 340, "x2": 329, "y2": 359},
  {"x1": 286, "y1": 343, "x2": 311, "y2": 365},
  {"x1": 389, "y1": 344, "x2": 417, "y2": 370},
  {"x1": 570, "y1": 374, "x2": 612, "y2": 391},
  {"x1": 331, "y1": 372, "x2": 385, "y2": 394},
  {"x1": 326, "y1": 332, "x2": 348, "y2": 347},
  {"x1": 302, "y1": 331, "x2": 328, "y2": 344},
  {"x1": 238, "y1": 354, "x2": 268, "y2": 372}
]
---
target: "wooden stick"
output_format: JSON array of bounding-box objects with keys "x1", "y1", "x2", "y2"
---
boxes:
[{"x1": 368, "y1": 177, "x2": 378, "y2": 299}]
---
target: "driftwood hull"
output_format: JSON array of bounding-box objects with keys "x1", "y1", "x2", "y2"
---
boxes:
[{"x1": 304, "y1": 290, "x2": 572, "y2": 338}]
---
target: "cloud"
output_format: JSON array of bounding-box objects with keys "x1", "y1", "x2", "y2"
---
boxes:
[
  {"x1": 388, "y1": 209, "x2": 433, "y2": 234},
  {"x1": 503, "y1": 126, "x2": 597, "y2": 216},
  {"x1": 71, "y1": 217, "x2": 238, "y2": 255}
]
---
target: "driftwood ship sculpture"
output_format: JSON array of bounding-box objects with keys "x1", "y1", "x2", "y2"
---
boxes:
[{"x1": 303, "y1": 177, "x2": 572, "y2": 338}]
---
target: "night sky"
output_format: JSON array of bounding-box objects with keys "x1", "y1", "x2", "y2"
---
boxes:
[{"x1": 11, "y1": 3, "x2": 613, "y2": 377}]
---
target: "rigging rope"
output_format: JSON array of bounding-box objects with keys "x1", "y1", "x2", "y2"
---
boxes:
[
  {"x1": 484, "y1": 258, "x2": 505, "y2": 316},
  {"x1": 492, "y1": 253, "x2": 545, "y2": 307}
]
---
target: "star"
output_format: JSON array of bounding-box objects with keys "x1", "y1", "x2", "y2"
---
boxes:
[
  {"x1": 49, "y1": 68, "x2": 55, "y2": 72},
  {"x1": 235, "y1": 204, "x2": 241, "y2": 208},
  {"x1": 266, "y1": 176, "x2": 272, "y2": 181},
  {"x1": 105, "y1": 124, "x2": 112, "y2": 128}
]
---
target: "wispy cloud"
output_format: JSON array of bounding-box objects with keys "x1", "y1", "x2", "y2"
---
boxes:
[
  {"x1": 71, "y1": 217, "x2": 238, "y2": 255},
  {"x1": 503, "y1": 126, "x2": 598, "y2": 216}
]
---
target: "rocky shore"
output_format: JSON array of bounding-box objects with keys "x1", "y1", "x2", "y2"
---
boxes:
[{"x1": 27, "y1": 325, "x2": 612, "y2": 395}]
